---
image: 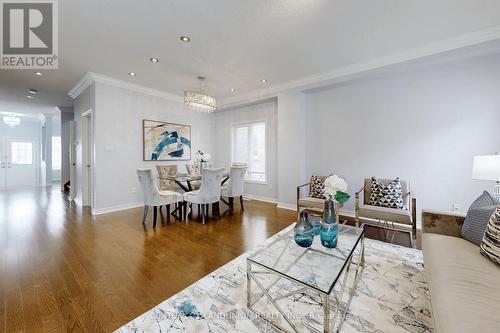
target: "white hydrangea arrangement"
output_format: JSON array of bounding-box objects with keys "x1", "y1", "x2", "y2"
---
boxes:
[
  {"x1": 196, "y1": 150, "x2": 211, "y2": 162},
  {"x1": 324, "y1": 174, "x2": 350, "y2": 203}
]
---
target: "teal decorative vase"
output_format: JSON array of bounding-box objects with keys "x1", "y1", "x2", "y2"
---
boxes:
[
  {"x1": 320, "y1": 199, "x2": 338, "y2": 248},
  {"x1": 294, "y1": 212, "x2": 315, "y2": 248}
]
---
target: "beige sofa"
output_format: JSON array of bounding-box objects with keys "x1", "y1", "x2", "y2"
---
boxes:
[{"x1": 422, "y1": 210, "x2": 500, "y2": 333}]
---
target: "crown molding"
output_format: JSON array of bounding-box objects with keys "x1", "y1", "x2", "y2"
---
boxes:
[
  {"x1": 219, "y1": 24, "x2": 500, "y2": 109},
  {"x1": 68, "y1": 72, "x2": 184, "y2": 102}
]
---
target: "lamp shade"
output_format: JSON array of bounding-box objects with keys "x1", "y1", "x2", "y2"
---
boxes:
[{"x1": 472, "y1": 155, "x2": 500, "y2": 181}]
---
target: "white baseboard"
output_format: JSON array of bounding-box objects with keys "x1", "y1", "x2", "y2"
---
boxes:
[
  {"x1": 277, "y1": 202, "x2": 297, "y2": 211},
  {"x1": 92, "y1": 202, "x2": 143, "y2": 215},
  {"x1": 243, "y1": 194, "x2": 277, "y2": 204}
]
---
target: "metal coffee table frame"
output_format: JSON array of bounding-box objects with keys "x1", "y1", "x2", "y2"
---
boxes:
[{"x1": 246, "y1": 226, "x2": 365, "y2": 333}]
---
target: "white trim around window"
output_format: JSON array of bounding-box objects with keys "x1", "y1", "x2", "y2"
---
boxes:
[{"x1": 230, "y1": 120, "x2": 267, "y2": 184}]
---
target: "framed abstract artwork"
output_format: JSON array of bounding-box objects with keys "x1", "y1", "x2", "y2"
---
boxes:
[{"x1": 143, "y1": 119, "x2": 192, "y2": 161}]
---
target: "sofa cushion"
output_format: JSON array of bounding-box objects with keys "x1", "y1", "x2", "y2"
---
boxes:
[
  {"x1": 422, "y1": 233, "x2": 500, "y2": 333},
  {"x1": 298, "y1": 197, "x2": 325, "y2": 210},
  {"x1": 358, "y1": 204, "x2": 411, "y2": 225},
  {"x1": 462, "y1": 191, "x2": 499, "y2": 245},
  {"x1": 480, "y1": 207, "x2": 500, "y2": 265}
]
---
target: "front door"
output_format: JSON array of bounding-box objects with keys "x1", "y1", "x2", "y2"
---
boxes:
[{"x1": 0, "y1": 138, "x2": 37, "y2": 188}]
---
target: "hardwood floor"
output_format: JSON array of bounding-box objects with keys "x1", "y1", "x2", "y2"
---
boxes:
[{"x1": 0, "y1": 186, "x2": 411, "y2": 332}]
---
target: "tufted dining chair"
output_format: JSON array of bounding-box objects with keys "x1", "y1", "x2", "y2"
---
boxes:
[
  {"x1": 183, "y1": 168, "x2": 224, "y2": 224},
  {"x1": 221, "y1": 166, "x2": 247, "y2": 214},
  {"x1": 156, "y1": 165, "x2": 180, "y2": 191},
  {"x1": 185, "y1": 164, "x2": 202, "y2": 190},
  {"x1": 136, "y1": 169, "x2": 184, "y2": 228}
]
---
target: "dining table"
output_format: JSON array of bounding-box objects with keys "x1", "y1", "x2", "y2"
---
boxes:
[{"x1": 158, "y1": 170, "x2": 231, "y2": 220}]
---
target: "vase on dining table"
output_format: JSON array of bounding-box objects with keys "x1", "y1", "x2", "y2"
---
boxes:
[{"x1": 320, "y1": 199, "x2": 338, "y2": 248}]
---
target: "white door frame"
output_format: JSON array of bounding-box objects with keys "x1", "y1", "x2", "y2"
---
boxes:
[
  {"x1": 68, "y1": 120, "x2": 76, "y2": 199},
  {"x1": 81, "y1": 110, "x2": 94, "y2": 208}
]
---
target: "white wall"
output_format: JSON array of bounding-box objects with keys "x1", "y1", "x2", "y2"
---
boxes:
[
  {"x1": 305, "y1": 53, "x2": 500, "y2": 214},
  {"x1": 213, "y1": 100, "x2": 278, "y2": 201},
  {"x1": 59, "y1": 108, "x2": 74, "y2": 188},
  {"x1": 92, "y1": 82, "x2": 214, "y2": 213}
]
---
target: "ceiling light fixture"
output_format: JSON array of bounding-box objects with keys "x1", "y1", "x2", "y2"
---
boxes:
[
  {"x1": 261, "y1": 79, "x2": 267, "y2": 83},
  {"x1": 184, "y1": 76, "x2": 216, "y2": 113},
  {"x1": 180, "y1": 35, "x2": 191, "y2": 43},
  {"x1": 29, "y1": 88, "x2": 38, "y2": 94},
  {"x1": 231, "y1": 88, "x2": 236, "y2": 92},
  {"x1": 150, "y1": 57, "x2": 159, "y2": 63},
  {"x1": 128, "y1": 72, "x2": 136, "y2": 77},
  {"x1": 34, "y1": 71, "x2": 43, "y2": 76},
  {"x1": 26, "y1": 95, "x2": 35, "y2": 99},
  {"x1": 3, "y1": 115, "x2": 21, "y2": 127}
]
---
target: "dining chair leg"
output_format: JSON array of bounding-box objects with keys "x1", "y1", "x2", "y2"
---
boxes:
[
  {"x1": 183, "y1": 202, "x2": 188, "y2": 221},
  {"x1": 201, "y1": 204, "x2": 206, "y2": 224},
  {"x1": 142, "y1": 205, "x2": 149, "y2": 224},
  {"x1": 159, "y1": 205, "x2": 164, "y2": 222},
  {"x1": 197, "y1": 204, "x2": 202, "y2": 221},
  {"x1": 206, "y1": 204, "x2": 210, "y2": 220},
  {"x1": 166, "y1": 204, "x2": 171, "y2": 222},
  {"x1": 153, "y1": 206, "x2": 158, "y2": 228},
  {"x1": 214, "y1": 202, "x2": 221, "y2": 219},
  {"x1": 228, "y1": 197, "x2": 234, "y2": 215},
  {"x1": 239, "y1": 195, "x2": 244, "y2": 212}
]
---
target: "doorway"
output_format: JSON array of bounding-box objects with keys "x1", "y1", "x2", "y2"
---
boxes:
[
  {"x1": 81, "y1": 111, "x2": 93, "y2": 208},
  {"x1": 0, "y1": 138, "x2": 38, "y2": 189}
]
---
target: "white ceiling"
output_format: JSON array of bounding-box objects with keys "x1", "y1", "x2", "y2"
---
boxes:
[{"x1": 1, "y1": 0, "x2": 500, "y2": 110}]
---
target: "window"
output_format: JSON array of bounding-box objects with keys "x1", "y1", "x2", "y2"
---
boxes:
[
  {"x1": 232, "y1": 122, "x2": 266, "y2": 182},
  {"x1": 11, "y1": 142, "x2": 33, "y2": 165},
  {"x1": 52, "y1": 136, "x2": 61, "y2": 170}
]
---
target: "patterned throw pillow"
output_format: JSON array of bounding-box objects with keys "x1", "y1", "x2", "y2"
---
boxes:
[
  {"x1": 368, "y1": 177, "x2": 406, "y2": 209},
  {"x1": 461, "y1": 191, "x2": 499, "y2": 245},
  {"x1": 309, "y1": 174, "x2": 326, "y2": 199},
  {"x1": 480, "y1": 207, "x2": 500, "y2": 265}
]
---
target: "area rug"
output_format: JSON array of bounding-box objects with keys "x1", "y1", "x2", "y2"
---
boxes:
[{"x1": 115, "y1": 226, "x2": 434, "y2": 333}]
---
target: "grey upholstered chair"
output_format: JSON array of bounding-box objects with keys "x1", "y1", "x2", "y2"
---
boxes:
[
  {"x1": 221, "y1": 165, "x2": 247, "y2": 214},
  {"x1": 156, "y1": 165, "x2": 180, "y2": 191},
  {"x1": 136, "y1": 169, "x2": 184, "y2": 228},
  {"x1": 183, "y1": 168, "x2": 224, "y2": 223},
  {"x1": 185, "y1": 164, "x2": 202, "y2": 190},
  {"x1": 355, "y1": 178, "x2": 417, "y2": 246}
]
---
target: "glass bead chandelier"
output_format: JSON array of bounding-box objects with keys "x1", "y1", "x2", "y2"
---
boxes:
[{"x1": 184, "y1": 76, "x2": 217, "y2": 113}]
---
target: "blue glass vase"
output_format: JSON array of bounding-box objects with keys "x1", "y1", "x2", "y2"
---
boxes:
[
  {"x1": 320, "y1": 199, "x2": 338, "y2": 248},
  {"x1": 294, "y1": 212, "x2": 315, "y2": 248}
]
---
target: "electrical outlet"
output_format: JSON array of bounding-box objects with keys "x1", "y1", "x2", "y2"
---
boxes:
[
  {"x1": 452, "y1": 203, "x2": 461, "y2": 212},
  {"x1": 131, "y1": 187, "x2": 137, "y2": 194}
]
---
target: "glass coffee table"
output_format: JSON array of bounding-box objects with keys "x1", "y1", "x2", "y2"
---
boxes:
[{"x1": 246, "y1": 224, "x2": 365, "y2": 333}]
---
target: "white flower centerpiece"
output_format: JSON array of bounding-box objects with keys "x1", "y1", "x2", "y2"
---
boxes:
[
  {"x1": 196, "y1": 150, "x2": 212, "y2": 169},
  {"x1": 324, "y1": 174, "x2": 350, "y2": 220}
]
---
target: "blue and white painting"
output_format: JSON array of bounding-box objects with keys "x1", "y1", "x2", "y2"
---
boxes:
[{"x1": 143, "y1": 120, "x2": 191, "y2": 161}]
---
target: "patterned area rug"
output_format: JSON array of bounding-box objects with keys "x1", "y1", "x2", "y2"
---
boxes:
[{"x1": 115, "y1": 226, "x2": 434, "y2": 333}]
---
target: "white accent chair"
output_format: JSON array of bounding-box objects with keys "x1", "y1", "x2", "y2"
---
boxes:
[
  {"x1": 221, "y1": 165, "x2": 247, "y2": 214},
  {"x1": 136, "y1": 169, "x2": 184, "y2": 228},
  {"x1": 183, "y1": 168, "x2": 224, "y2": 224}
]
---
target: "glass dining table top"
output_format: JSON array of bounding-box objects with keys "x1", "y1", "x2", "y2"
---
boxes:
[
  {"x1": 159, "y1": 171, "x2": 230, "y2": 182},
  {"x1": 247, "y1": 224, "x2": 364, "y2": 294}
]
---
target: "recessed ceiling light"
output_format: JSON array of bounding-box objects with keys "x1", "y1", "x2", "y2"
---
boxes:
[
  {"x1": 180, "y1": 35, "x2": 191, "y2": 43},
  {"x1": 231, "y1": 88, "x2": 236, "y2": 92},
  {"x1": 150, "y1": 57, "x2": 159, "y2": 63},
  {"x1": 28, "y1": 88, "x2": 38, "y2": 94},
  {"x1": 34, "y1": 71, "x2": 43, "y2": 76},
  {"x1": 261, "y1": 79, "x2": 267, "y2": 83},
  {"x1": 27, "y1": 95, "x2": 35, "y2": 99},
  {"x1": 128, "y1": 72, "x2": 136, "y2": 77}
]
